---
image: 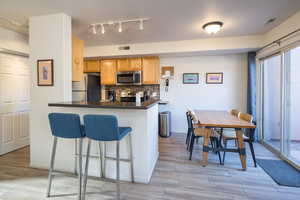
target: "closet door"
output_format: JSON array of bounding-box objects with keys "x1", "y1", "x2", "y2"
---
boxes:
[{"x1": 0, "y1": 53, "x2": 30, "y2": 155}]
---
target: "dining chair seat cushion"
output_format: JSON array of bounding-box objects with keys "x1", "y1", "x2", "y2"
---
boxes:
[
  {"x1": 118, "y1": 127, "x2": 132, "y2": 140},
  {"x1": 48, "y1": 113, "x2": 85, "y2": 138},
  {"x1": 222, "y1": 130, "x2": 248, "y2": 140}
]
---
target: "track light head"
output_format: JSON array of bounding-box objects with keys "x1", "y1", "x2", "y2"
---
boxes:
[
  {"x1": 118, "y1": 22, "x2": 122, "y2": 33},
  {"x1": 139, "y1": 20, "x2": 144, "y2": 30},
  {"x1": 92, "y1": 25, "x2": 97, "y2": 34},
  {"x1": 101, "y1": 24, "x2": 105, "y2": 34}
]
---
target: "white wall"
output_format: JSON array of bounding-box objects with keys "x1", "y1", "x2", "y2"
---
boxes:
[
  {"x1": 0, "y1": 27, "x2": 29, "y2": 54},
  {"x1": 29, "y1": 13, "x2": 72, "y2": 169},
  {"x1": 85, "y1": 35, "x2": 262, "y2": 57},
  {"x1": 159, "y1": 54, "x2": 247, "y2": 133}
]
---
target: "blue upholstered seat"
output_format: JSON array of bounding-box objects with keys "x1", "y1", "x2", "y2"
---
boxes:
[
  {"x1": 83, "y1": 115, "x2": 132, "y2": 141},
  {"x1": 48, "y1": 113, "x2": 85, "y2": 138},
  {"x1": 118, "y1": 127, "x2": 132, "y2": 140}
]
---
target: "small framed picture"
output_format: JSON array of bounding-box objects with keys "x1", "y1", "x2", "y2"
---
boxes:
[
  {"x1": 183, "y1": 73, "x2": 199, "y2": 84},
  {"x1": 206, "y1": 72, "x2": 223, "y2": 84},
  {"x1": 37, "y1": 59, "x2": 54, "y2": 86}
]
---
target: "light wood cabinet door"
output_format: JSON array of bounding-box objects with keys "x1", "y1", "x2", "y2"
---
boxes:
[
  {"x1": 72, "y1": 36, "x2": 84, "y2": 81},
  {"x1": 142, "y1": 57, "x2": 160, "y2": 84},
  {"x1": 101, "y1": 59, "x2": 117, "y2": 85},
  {"x1": 117, "y1": 59, "x2": 130, "y2": 71},
  {"x1": 84, "y1": 60, "x2": 100, "y2": 72},
  {"x1": 129, "y1": 58, "x2": 142, "y2": 71}
]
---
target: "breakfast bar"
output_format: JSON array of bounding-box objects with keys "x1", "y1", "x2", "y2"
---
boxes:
[{"x1": 41, "y1": 100, "x2": 159, "y2": 184}]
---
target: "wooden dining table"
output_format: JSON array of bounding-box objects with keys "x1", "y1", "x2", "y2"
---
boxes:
[{"x1": 194, "y1": 110, "x2": 256, "y2": 170}]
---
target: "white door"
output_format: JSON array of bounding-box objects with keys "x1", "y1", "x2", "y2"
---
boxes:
[{"x1": 0, "y1": 53, "x2": 30, "y2": 155}]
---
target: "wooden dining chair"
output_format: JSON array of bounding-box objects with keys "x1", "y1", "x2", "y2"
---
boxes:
[
  {"x1": 187, "y1": 111, "x2": 222, "y2": 164},
  {"x1": 217, "y1": 109, "x2": 241, "y2": 147},
  {"x1": 221, "y1": 112, "x2": 257, "y2": 167}
]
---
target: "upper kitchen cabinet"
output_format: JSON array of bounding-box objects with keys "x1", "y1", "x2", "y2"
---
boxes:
[
  {"x1": 84, "y1": 60, "x2": 100, "y2": 73},
  {"x1": 72, "y1": 36, "x2": 84, "y2": 82},
  {"x1": 117, "y1": 58, "x2": 142, "y2": 72},
  {"x1": 129, "y1": 58, "x2": 142, "y2": 71},
  {"x1": 101, "y1": 59, "x2": 117, "y2": 85},
  {"x1": 142, "y1": 57, "x2": 160, "y2": 84},
  {"x1": 117, "y1": 59, "x2": 130, "y2": 71}
]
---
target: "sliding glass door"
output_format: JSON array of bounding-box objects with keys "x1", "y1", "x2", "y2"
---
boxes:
[
  {"x1": 283, "y1": 46, "x2": 300, "y2": 166},
  {"x1": 262, "y1": 54, "x2": 282, "y2": 152},
  {"x1": 261, "y1": 44, "x2": 300, "y2": 168}
]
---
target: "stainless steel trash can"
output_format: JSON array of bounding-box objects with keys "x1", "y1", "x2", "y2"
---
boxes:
[{"x1": 159, "y1": 111, "x2": 171, "y2": 137}]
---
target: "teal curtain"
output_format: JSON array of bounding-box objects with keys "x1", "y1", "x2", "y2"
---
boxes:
[{"x1": 247, "y1": 52, "x2": 258, "y2": 141}]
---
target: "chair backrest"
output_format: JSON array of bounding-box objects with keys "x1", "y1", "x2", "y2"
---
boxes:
[
  {"x1": 238, "y1": 112, "x2": 253, "y2": 123},
  {"x1": 186, "y1": 112, "x2": 192, "y2": 129},
  {"x1": 48, "y1": 113, "x2": 84, "y2": 138},
  {"x1": 83, "y1": 114, "x2": 119, "y2": 141},
  {"x1": 230, "y1": 109, "x2": 240, "y2": 117},
  {"x1": 186, "y1": 111, "x2": 195, "y2": 129},
  {"x1": 188, "y1": 110, "x2": 199, "y2": 124}
]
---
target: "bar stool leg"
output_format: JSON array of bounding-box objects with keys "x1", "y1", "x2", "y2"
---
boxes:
[
  {"x1": 103, "y1": 142, "x2": 106, "y2": 178},
  {"x1": 78, "y1": 138, "x2": 83, "y2": 200},
  {"x1": 98, "y1": 142, "x2": 104, "y2": 178},
  {"x1": 46, "y1": 137, "x2": 57, "y2": 197},
  {"x1": 116, "y1": 141, "x2": 120, "y2": 200},
  {"x1": 128, "y1": 133, "x2": 134, "y2": 183},
  {"x1": 74, "y1": 139, "x2": 78, "y2": 175},
  {"x1": 82, "y1": 139, "x2": 91, "y2": 200}
]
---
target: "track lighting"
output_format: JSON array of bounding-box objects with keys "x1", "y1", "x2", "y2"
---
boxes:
[
  {"x1": 89, "y1": 18, "x2": 149, "y2": 35},
  {"x1": 118, "y1": 22, "x2": 122, "y2": 33},
  {"x1": 92, "y1": 25, "x2": 97, "y2": 34},
  {"x1": 139, "y1": 20, "x2": 144, "y2": 30},
  {"x1": 101, "y1": 24, "x2": 105, "y2": 34}
]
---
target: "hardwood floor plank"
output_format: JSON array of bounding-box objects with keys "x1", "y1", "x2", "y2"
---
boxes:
[{"x1": 0, "y1": 134, "x2": 299, "y2": 200}]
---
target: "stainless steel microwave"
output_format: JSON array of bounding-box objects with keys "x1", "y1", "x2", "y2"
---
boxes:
[{"x1": 116, "y1": 71, "x2": 142, "y2": 85}]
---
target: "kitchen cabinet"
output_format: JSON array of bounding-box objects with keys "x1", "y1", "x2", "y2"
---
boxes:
[
  {"x1": 72, "y1": 36, "x2": 84, "y2": 81},
  {"x1": 117, "y1": 58, "x2": 142, "y2": 72},
  {"x1": 117, "y1": 59, "x2": 130, "y2": 71},
  {"x1": 101, "y1": 59, "x2": 117, "y2": 85},
  {"x1": 129, "y1": 58, "x2": 142, "y2": 71},
  {"x1": 142, "y1": 57, "x2": 160, "y2": 84},
  {"x1": 84, "y1": 60, "x2": 100, "y2": 72}
]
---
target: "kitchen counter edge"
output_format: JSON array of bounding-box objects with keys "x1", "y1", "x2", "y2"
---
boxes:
[{"x1": 48, "y1": 100, "x2": 160, "y2": 110}]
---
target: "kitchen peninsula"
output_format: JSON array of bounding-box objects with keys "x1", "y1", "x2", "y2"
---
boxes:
[{"x1": 47, "y1": 99, "x2": 160, "y2": 183}]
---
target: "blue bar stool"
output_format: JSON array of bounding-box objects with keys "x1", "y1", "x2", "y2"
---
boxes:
[
  {"x1": 82, "y1": 114, "x2": 134, "y2": 200},
  {"x1": 47, "y1": 113, "x2": 85, "y2": 200}
]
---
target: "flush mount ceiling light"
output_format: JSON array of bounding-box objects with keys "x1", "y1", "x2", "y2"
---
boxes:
[
  {"x1": 202, "y1": 21, "x2": 223, "y2": 34},
  {"x1": 90, "y1": 18, "x2": 149, "y2": 35}
]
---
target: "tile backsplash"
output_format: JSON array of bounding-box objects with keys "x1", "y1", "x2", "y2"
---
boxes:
[{"x1": 105, "y1": 85, "x2": 160, "y2": 101}]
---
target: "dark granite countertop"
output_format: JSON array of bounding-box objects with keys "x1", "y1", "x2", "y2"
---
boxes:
[{"x1": 48, "y1": 99, "x2": 160, "y2": 110}]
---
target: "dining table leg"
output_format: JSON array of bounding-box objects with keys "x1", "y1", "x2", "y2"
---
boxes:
[
  {"x1": 202, "y1": 127, "x2": 211, "y2": 167},
  {"x1": 235, "y1": 128, "x2": 247, "y2": 170}
]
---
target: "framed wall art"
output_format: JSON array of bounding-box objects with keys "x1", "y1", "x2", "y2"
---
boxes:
[
  {"x1": 206, "y1": 72, "x2": 223, "y2": 84},
  {"x1": 183, "y1": 73, "x2": 199, "y2": 84},
  {"x1": 37, "y1": 59, "x2": 54, "y2": 86}
]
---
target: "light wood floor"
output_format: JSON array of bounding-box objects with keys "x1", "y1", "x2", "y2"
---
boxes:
[{"x1": 0, "y1": 133, "x2": 300, "y2": 200}]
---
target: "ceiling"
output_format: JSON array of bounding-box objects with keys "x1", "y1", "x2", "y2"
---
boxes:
[{"x1": 1, "y1": 0, "x2": 300, "y2": 46}]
